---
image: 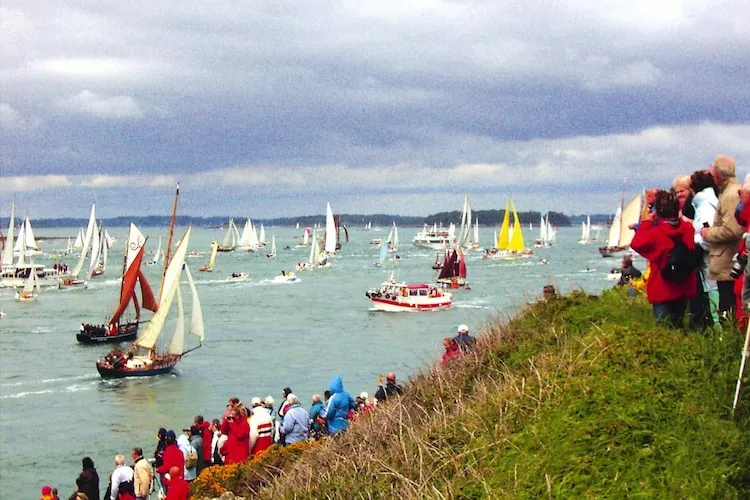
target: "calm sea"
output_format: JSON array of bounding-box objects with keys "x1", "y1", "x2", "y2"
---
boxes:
[{"x1": 0, "y1": 225, "x2": 616, "y2": 498}]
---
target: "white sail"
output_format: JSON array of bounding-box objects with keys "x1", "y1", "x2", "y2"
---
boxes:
[
  {"x1": 87, "y1": 222, "x2": 101, "y2": 278},
  {"x1": 473, "y1": 217, "x2": 479, "y2": 246},
  {"x1": 100, "y1": 227, "x2": 108, "y2": 272},
  {"x1": 73, "y1": 228, "x2": 84, "y2": 249},
  {"x1": 220, "y1": 219, "x2": 236, "y2": 249},
  {"x1": 135, "y1": 226, "x2": 192, "y2": 351},
  {"x1": 308, "y1": 229, "x2": 318, "y2": 265},
  {"x1": 259, "y1": 224, "x2": 267, "y2": 246},
  {"x1": 606, "y1": 207, "x2": 622, "y2": 246},
  {"x1": 72, "y1": 205, "x2": 96, "y2": 278},
  {"x1": 237, "y1": 220, "x2": 253, "y2": 249},
  {"x1": 324, "y1": 202, "x2": 336, "y2": 254},
  {"x1": 458, "y1": 195, "x2": 472, "y2": 248},
  {"x1": 269, "y1": 235, "x2": 277, "y2": 257},
  {"x1": 126, "y1": 223, "x2": 147, "y2": 270},
  {"x1": 393, "y1": 223, "x2": 399, "y2": 250},
  {"x1": 2, "y1": 198, "x2": 15, "y2": 268},
  {"x1": 302, "y1": 228, "x2": 309, "y2": 246},
  {"x1": 207, "y1": 241, "x2": 218, "y2": 270},
  {"x1": 168, "y1": 283, "x2": 185, "y2": 355},
  {"x1": 185, "y1": 265, "x2": 204, "y2": 342},
  {"x1": 619, "y1": 194, "x2": 642, "y2": 248},
  {"x1": 248, "y1": 220, "x2": 261, "y2": 248}
]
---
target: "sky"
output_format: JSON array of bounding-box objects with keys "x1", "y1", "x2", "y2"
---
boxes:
[{"x1": 1, "y1": 0, "x2": 749, "y2": 219}]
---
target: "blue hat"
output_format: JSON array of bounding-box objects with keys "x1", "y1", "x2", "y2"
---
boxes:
[{"x1": 165, "y1": 430, "x2": 176, "y2": 439}]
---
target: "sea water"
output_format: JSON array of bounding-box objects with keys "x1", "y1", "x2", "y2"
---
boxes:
[{"x1": 0, "y1": 226, "x2": 617, "y2": 497}]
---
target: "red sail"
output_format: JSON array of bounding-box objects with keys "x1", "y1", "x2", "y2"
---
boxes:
[
  {"x1": 109, "y1": 244, "x2": 147, "y2": 325},
  {"x1": 438, "y1": 250, "x2": 457, "y2": 280},
  {"x1": 138, "y1": 270, "x2": 158, "y2": 313},
  {"x1": 458, "y1": 249, "x2": 467, "y2": 279}
]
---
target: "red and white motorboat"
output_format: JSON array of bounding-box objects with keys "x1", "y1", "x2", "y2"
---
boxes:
[{"x1": 366, "y1": 274, "x2": 451, "y2": 312}]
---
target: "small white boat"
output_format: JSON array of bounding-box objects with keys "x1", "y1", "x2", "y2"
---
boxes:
[
  {"x1": 272, "y1": 271, "x2": 300, "y2": 283},
  {"x1": 226, "y1": 272, "x2": 249, "y2": 282},
  {"x1": 365, "y1": 274, "x2": 451, "y2": 312},
  {"x1": 15, "y1": 270, "x2": 41, "y2": 302},
  {"x1": 607, "y1": 269, "x2": 622, "y2": 281}
]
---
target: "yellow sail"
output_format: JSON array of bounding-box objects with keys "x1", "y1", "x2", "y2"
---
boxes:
[
  {"x1": 496, "y1": 199, "x2": 511, "y2": 249},
  {"x1": 508, "y1": 199, "x2": 525, "y2": 252}
]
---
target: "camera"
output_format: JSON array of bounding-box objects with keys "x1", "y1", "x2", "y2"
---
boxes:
[{"x1": 729, "y1": 252, "x2": 748, "y2": 279}]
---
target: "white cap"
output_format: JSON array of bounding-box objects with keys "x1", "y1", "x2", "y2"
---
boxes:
[
  {"x1": 457, "y1": 324, "x2": 469, "y2": 333},
  {"x1": 251, "y1": 397, "x2": 262, "y2": 407},
  {"x1": 360, "y1": 392, "x2": 368, "y2": 399}
]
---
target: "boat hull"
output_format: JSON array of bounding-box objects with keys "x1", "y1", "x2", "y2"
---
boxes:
[
  {"x1": 77, "y1": 322, "x2": 138, "y2": 344},
  {"x1": 599, "y1": 246, "x2": 629, "y2": 257},
  {"x1": 369, "y1": 296, "x2": 452, "y2": 311},
  {"x1": 96, "y1": 354, "x2": 181, "y2": 378}
]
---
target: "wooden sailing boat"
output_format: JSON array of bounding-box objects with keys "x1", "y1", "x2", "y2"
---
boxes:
[
  {"x1": 199, "y1": 241, "x2": 218, "y2": 272},
  {"x1": 599, "y1": 192, "x2": 642, "y2": 257},
  {"x1": 78, "y1": 223, "x2": 157, "y2": 344},
  {"x1": 437, "y1": 248, "x2": 468, "y2": 287},
  {"x1": 217, "y1": 218, "x2": 238, "y2": 252},
  {"x1": 96, "y1": 185, "x2": 204, "y2": 378}
]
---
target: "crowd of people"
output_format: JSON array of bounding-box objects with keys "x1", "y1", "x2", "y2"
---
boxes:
[
  {"x1": 46, "y1": 324, "x2": 478, "y2": 500},
  {"x1": 624, "y1": 155, "x2": 748, "y2": 329}
]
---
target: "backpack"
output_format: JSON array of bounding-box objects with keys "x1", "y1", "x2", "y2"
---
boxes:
[
  {"x1": 660, "y1": 236, "x2": 697, "y2": 281},
  {"x1": 185, "y1": 445, "x2": 198, "y2": 469}
]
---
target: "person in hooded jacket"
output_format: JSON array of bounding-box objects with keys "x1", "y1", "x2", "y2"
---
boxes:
[
  {"x1": 75, "y1": 457, "x2": 100, "y2": 500},
  {"x1": 320, "y1": 375, "x2": 356, "y2": 435},
  {"x1": 631, "y1": 189, "x2": 697, "y2": 328},
  {"x1": 163, "y1": 466, "x2": 189, "y2": 500}
]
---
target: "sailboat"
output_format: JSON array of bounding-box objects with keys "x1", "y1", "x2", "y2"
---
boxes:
[
  {"x1": 217, "y1": 218, "x2": 238, "y2": 252},
  {"x1": 599, "y1": 192, "x2": 642, "y2": 257},
  {"x1": 265, "y1": 235, "x2": 277, "y2": 259},
  {"x1": 457, "y1": 195, "x2": 473, "y2": 250},
  {"x1": 146, "y1": 236, "x2": 163, "y2": 266},
  {"x1": 578, "y1": 216, "x2": 592, "y2": 244},
  {"x1": 77, "y1": 224, "x2": 157, "y2": 344},
  {"x1": 237, "y1": 219, "x2": 259, "y2": 252},
  {"x1": 436, "y1": 248, "x2": 468, "y2": 288},
  {"x1": 470, "y1": 217, "x2": 481, "y2": 250},
  {"x1": 387, "y1": 222, "x2": 399, "y2": 253},
  {"x1": 199, "y1": 241, "x2": 218, "y2": 272},
  {"x1": 90, "y1": 223, "x2": 109, "y2": 277},
  {"x1": 59, "y1": 204, "x2": 97, "y2": 288},
  {"x1": 96, "y1": 185, "x2": 204, "y2": 378},
  {"x1": 533, "y1": 213, "x2": 556, "y2": 248},
  {"x1": 489, "y1": 199, "x2": 532, "y2": 260},
  {"x1": 374, "y1": 237, "x2": 388, "y2": 267},
  {"x1": 295, "y1": 227, "x2": 310, "y2": 248},
  {"x1": 259, "y1": 224, "x2": 268, "y2": 247},
  {"x1": 14, "y1": 265, "x2": 41, "y2": 302},
  {"x1": 323, "y1": 202, "x2": 337, "y2": 257}
]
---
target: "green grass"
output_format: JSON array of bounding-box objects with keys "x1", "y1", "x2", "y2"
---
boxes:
[{"x1": 195, "y1": 288, "x2": 750, "y2": 498}]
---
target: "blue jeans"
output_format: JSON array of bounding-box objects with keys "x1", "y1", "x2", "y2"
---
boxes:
[{"x1": 653, "y1": 299, "x2": 688, "y2": 328}]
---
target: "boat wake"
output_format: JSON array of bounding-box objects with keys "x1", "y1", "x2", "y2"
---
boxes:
[{"x1": 1, "y1": 374, "x2": 100, "y2": 399}]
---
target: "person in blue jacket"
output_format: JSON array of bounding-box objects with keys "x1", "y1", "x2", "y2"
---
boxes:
[{"x1": 320, "y1": 375, "x2": 356, "y2": 435}]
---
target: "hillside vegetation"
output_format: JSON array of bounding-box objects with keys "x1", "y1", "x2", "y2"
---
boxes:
[{"x1": 193, "y1": 288, "x2": 750, "y2": 498}]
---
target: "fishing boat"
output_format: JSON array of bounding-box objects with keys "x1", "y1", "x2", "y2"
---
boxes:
[
  {"x1": 217, "y1": 218, "x2": 238, "y2": 252},
  {"x1": 487, "y1": 199, "x2": 533, "y2": 260},
  {"x1": 96, "y1": 185, "x2": 204, "y2": 378},
  {"x1": 436, "y1": 248, "x2": 468, "y2": 288},
  {"x1": 599, "y1": 192, "x2": 642, "y2": 257},
  {"x1": 77, "y1": 223, "x2": 157, "y2": 344},
  {"x1": 365, "y1": 273, "x2": 452, "y2": 312},
  {"x1": 265, "y1": 235, "x2": 277, "y2": 259},
  {"x1": 199, "y1": 241, "x2": 218, "y2": 272},
  {"x1": 14, "y1": 270, "x2": 41, "y2": 302}
]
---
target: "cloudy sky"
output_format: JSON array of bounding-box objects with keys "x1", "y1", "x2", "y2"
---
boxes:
[{"x1": 1, "y1": 0, "x2": 749, "y2": 219}]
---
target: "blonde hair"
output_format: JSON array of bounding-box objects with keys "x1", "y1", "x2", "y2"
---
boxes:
[{"x1": 672, "y1": 175, "x2": 690, "y2": 189}]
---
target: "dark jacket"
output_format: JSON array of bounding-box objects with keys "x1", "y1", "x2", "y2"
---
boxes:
[
  {"x1": 617, "y1": 263, "x2": 642, "y2": 286},
  {"x1": 76, "y1": 467, "x2": 100, "y2": 500},
  {"x1": 375, "y1": 381, "x2": 404, "y2": 403},
  {"x1": 631, "y1": 218, "x2": 697, "y2": 303}
]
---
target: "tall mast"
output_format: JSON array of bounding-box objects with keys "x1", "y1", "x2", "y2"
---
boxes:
[{"x1": 159, "y1": 183, "x2": 180, "y2": 302}]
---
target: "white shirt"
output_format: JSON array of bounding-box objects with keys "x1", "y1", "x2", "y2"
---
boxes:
[{"x1": 110, "y1": 464, "x2": 134, "y2": 500}]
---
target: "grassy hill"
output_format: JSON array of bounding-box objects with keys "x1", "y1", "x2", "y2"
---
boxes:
[{"x1": 192, "y1": 288, "x2": 750, "y2": 498}]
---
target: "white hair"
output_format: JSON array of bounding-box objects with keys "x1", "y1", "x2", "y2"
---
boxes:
[{"x1": 286, "y1": 393, "x2": 300, "y2": 405}]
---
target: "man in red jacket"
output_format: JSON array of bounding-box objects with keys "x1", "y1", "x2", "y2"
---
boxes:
[
  {"x1": 155, "y1": 431, "x2": 184, "y2": 493},
  {"x1": 220, "y1": 408, "x2": 250, "y2": 464},
  {"x1": 631, "y1": 190, "x2": 697, "y2": 328}
]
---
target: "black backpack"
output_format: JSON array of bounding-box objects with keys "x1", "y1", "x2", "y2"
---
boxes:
[{"x1": 660, "y1": 236, "x2": 697, "y2": 281}]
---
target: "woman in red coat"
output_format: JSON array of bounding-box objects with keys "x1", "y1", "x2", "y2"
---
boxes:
[
  {"x1": 220, "y1": 408, "x2": 250, "y2": 464},
  {"x1": 631, "y1": 189, "x2": 697, "y2": 328}
]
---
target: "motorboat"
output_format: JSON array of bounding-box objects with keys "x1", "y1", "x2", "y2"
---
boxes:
[{"x1": 365, "y1": 274, "x2": 452, "y2": 312}]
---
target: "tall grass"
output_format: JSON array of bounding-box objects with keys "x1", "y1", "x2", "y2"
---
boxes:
[{"x1": 196, "y1": 288, "x2": 750, "y2": 498}]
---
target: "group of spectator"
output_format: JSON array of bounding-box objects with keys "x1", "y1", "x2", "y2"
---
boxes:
[{"x1": 629, "y1": 155, "x2": 747, "y2": 329}]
